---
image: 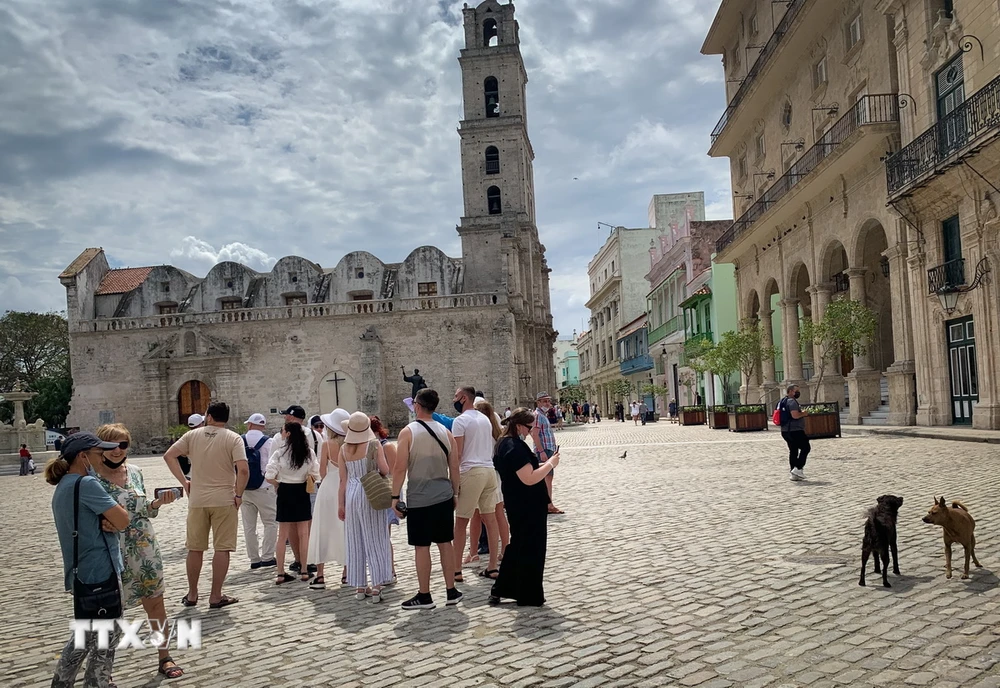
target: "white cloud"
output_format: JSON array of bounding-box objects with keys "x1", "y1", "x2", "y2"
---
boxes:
[{"x1": 0, "y1": 0, "x2": 732, "y2": 338}]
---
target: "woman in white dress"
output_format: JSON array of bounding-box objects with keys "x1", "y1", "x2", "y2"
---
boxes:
[{"x1": 307, "y1": 408, "x2": 350, "y2": 590}]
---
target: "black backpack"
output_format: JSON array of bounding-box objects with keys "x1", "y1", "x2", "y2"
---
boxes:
[{"x1": 242, "y1": 435, "x2": 269, "y2": 490}]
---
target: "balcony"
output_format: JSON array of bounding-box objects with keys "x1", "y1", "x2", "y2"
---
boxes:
[
  {"x1": 710, "y1": 0, "x2": 809, "y2": 146},
  {"x1": 647, "y1": 314, "x2": 683, "y2": 345},
  {"x1": 485, "y1": 160, "x2": 500, "y2": 174},
  {"x1": 716, "y1": 94, "x2": 900, "y2": 257},
  {"x1": 620, "y1": 353, "x2": 654, "y2": 376},
  {"x1": 887, "y1": 73, "x2": 1000, "y2": 198},
  {"x1": 928, "y1": 258, "x2": 966, "y2": 293}
]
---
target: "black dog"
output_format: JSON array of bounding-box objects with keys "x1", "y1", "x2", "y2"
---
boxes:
[{"x1": 859, "y1": 495, "x2": 904, "y2": 587}]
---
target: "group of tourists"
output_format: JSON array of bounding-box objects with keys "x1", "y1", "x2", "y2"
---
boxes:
[
  {"x1": 568, "y1": 400, "x2": 601, "y2": 423},
  {"x1": 44, "y1": 385, "x2": 563, "y2": 685}
]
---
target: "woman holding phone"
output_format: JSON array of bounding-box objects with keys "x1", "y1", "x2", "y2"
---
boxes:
[
  {"x1": 94, "y1": 423, "x2": 183, "y2": 680},
  {"x1": 489, "y1": 409, "x2": 559, "y2": 607}
]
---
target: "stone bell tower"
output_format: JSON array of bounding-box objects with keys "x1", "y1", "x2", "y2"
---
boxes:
[{"x1": 457, "y1": 0, "x2": 555, "y2": 401}]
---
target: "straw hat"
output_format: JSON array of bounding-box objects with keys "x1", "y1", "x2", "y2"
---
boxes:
[
  {"x1": 321, "y1": 408, "x2": 351, "y2": 436},
  {"x1": 342, "y1": 411, "x2": 376, "y2": 444}
]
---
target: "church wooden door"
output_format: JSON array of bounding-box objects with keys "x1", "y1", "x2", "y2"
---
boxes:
[
  {"x1": 319, "y1": 371, "x2": 357, "y2": 414},
  {"x1": 178, "y1": 380, "x2": 210, "y2": 425}
]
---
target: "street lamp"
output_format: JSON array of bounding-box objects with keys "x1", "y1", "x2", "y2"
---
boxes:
[{"x1": 935, "y1": 257, "x2": 990, "y2": 315}]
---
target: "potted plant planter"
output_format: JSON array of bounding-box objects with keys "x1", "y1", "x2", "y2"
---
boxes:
[
  {"x1": 802, "y1": 401, "x2": 842, "y2": 439},
  {"x1": 727, "y1": 404, "x2": 768, "y2": 432},
  {"x1": 679, "y1": 405, "x2": 706, "y2": 425},
  {"x1": 707, "y1": 405, "x2": 729, "y2": 429}
]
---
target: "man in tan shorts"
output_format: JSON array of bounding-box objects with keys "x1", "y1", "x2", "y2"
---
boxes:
[
  {"x1": 451, "y1": 386, "x2": 501, "y2": 582},
  {"x1": 165, "y1": 400, "x2": 248, "y2": 609}
]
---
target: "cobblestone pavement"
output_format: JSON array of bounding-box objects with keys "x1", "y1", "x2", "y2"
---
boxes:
[{"x1": 3, "y1": 420, "x2": 999, "y2": 687}]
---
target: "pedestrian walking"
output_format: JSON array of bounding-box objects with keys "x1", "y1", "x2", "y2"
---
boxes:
[
  {"x1": 307, "y1": 408, "x2": 350, "y2": 589},
  {"x1": 392, "y1": 389, "x2": 463, "y2": 609},
  {"x1": 630, "y1": 401, "x2": 640, "y2": 425},
  {"x1": 639, "y1": 400, "x2": 648, "y2": 425},
  {"x1": 164, "y1": 401, "x2": 247, "y2": 609},
  {"x1": 668, "y1": 399, "x2": 678, "y2": 422},
  {"x1": 778, "y1": 384, "x2": 811, "y2": 481},
  {"x1": 94, "y1": 424, "x2": 183, "y2": 680},
  {"x1": 266, "y1": 422, "x2": 320, "y2": 584},
  {"x1": 532, "y1": 392, "x2": 563, "y2": 515},
  {"x1": 240, "y1": 413, "x2": 278, "y2": 570},
  {"x1": 489, "y1": 409, "x2": 559, "y2": 607},
  {"x1": 339, "y1": 412, "x2": 393, "y2": 602},
  {"x1": 46, "y1": 432, "x2": 130, "y2": 688}
]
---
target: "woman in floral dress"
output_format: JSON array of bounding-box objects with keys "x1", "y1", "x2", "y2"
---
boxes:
[{"x1": 94, "y1": 424, "x2": 183, "y2": 680}]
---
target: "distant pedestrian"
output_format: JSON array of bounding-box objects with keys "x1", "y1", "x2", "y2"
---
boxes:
[
  {"x1": 593, "y1": 404, "x2": 601, "y2": 422},
  {"x1": 778, "y1": 384, "x2": 811, "y2": 481},
  {"x1": 392, "y1": 389, "x2": 463, "y2": 610},
  {"x1": 164, "y1": 401, "x2": 247, "y2": 609},
  {"x1": 19, "y1": 444, "x2": 32, "y2": 475},
  {"x1": 639, "y1": 401, "x2": 648, "y2": 425},
  {"x1": 582, "y1": 401, "x2": 590, "y2": 422},
  {"x1": 668, "y1": 399, "x2": 678, "y2": 422},
  {"x1": 489, "y1": 409, "x2": 559, "y2": 607},
  {"x1": 532, "y1": 392, "x2": 563, "y2": 515},
  {"x1": 630, "y1": 401, "x2": 640, "y2": 425}
]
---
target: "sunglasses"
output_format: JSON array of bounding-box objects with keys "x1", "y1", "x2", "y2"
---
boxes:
[{"x1": 116, "y1": 441, "x2": 129, "y2": 450}]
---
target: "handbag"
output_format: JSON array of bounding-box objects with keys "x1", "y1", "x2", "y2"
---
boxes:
[
  {"x1": 305, "y1": 474, "x2": 316, "y2": 494},
  {"x1": 359, "y1": 443, "x2": 392, "y2": 511},
  {"x1": 72, "y1": 477, "x2": 123, "y2": 620}
]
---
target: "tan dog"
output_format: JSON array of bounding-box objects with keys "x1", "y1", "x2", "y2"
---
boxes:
[{"x1": 921, "y1": 497, "x2": 982, "y2": 579}]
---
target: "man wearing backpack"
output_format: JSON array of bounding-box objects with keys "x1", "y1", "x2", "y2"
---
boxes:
[
  {"x1": 778, "y1": 384, "x2": 811, "y2": 481},
  {"x1": 241, "y1": 413, "x2": 277, "y2": 569}
]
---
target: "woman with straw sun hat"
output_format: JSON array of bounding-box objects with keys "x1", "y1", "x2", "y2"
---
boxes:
[
  {"x1": 338, "y1": 411, "x2": 393, "y2": 603},
  {"x1": 307, "y1": 408, "x2": 350, "y2": 589}
]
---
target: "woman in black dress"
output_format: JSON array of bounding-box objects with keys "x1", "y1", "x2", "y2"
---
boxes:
[
  {"x1": 265, "y1": 423, "x2": 320, "y2": 584},
  {"x1": 490, "y1": 408, "x2": 560, "y2": 606}
]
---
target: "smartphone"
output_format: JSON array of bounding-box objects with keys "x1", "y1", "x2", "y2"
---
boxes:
[{"x1": 154, "y1": 487, "x2": 184, "y2": 500}]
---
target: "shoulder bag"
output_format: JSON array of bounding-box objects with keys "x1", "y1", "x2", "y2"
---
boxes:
[
  {"x1": 359, "y1": 441, "x2": 392, "y2": 511},
  {"x1": 72, "y1": 477, "x2": 124, "y2": 620},
  {"x1": 416, "y1": 420, "x2": 451, "y2": 458}
]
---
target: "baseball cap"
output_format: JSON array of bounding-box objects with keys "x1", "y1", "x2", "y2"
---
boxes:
[
  {"x1": 279, "y1": 405, "x2": 306, "y2": 420},
  {"x1": 245, "y1": 413, "x2": 266, "y2": 426},
  {"x1": 61, "y1": 432, "x2": 120, "y2": 459},
  {"x1": 309, "y1": 415, "x2": 323, "y2": 427},
  {"x1": 536, "y1": 391, "x2": 551, "y2": 400},
  {"x1": 187, "y1": 413, "x2": 205, "y2": 427}
]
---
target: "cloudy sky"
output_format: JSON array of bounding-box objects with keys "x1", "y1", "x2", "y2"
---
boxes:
[{"x1": 0, "y1": 0, "x2": 732, "y2": 338}]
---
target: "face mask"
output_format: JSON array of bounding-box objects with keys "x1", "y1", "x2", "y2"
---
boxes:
[
  {"x1": 454, "y1": 400, "x2": 465, "y2": 414},
  {"x1": 103, "y1": 456, "x2": 127, "y2": 469},
  {"x1": 793, "y1": 391, "x2": 801, "y2": 399}
]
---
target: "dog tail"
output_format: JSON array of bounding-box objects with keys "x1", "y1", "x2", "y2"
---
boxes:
[{"x1": 951, "y1": 500, "x2": 969, "y2": 512}]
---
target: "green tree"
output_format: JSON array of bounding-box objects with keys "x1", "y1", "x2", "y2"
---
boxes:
[
  {"x1": 799, "y1": 299, "x2": 878, "y2": 397},
  {"x1": 560, "y1": 384, "x2": 588, "y2": 405},
  {"x1": 609, "y1": 378, "x2": 634, "y2": 401},
  {"x1": 696, "y1": 338, "x2": 741, "y2": 405},
  {"x1": 0, "y1": 311, "x2": 72, "y2": 426},
  {"x1": 727, "y1": 319, "x2": 780, "y2": 403},
  {"x1": 677, "y1": 371, "x2": 697, "y2": 405}
]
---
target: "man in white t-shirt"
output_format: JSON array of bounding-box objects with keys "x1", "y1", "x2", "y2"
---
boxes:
[
  {"x1": 272, "y1": 404, "x2": 325, "y2": 575},
  {"x1": 240, "y1": 413, "x2": 276, "y2": 569},
  {"x1": 451, "y1": 385, "x2": 501, "y2": 581}
]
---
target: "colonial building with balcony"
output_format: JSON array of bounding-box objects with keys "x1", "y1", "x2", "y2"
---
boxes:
[
  {"x1": 679, "y1": 261, "x2": 740, "y2": 407},
  {"x1": 646, "y1": 209, "x2": 733, "y2": 410},
  {"x1": 554, "y1": 336, "x2": 580, "y2": 398},
  {"x1": 578, "y1": 225, "x2": 658, "y2": 413},
  {"x1": 879, "y1": 0, "x2": 1000, "y2": 428},
  {"x1": 703, "y1": 0, "x2": 911, "y2": 424},
  {"x1": 617, "y1": 314, "x2": 655, "y2": 411}
]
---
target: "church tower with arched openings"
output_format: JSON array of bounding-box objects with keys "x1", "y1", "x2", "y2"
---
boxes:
[{"x1": 457, "y1": 0, "x2": 555, "y2": 401}]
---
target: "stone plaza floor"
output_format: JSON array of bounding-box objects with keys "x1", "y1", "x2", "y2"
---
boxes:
[{"x1": 2, "y1": 420, "x2": 999, "y2": 687}]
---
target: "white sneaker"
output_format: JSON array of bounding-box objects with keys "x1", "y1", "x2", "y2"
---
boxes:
[
  {"x1": 789, "y1": 471, "x2": 800, "y2": 481},
  {"x1": 791, "y1": 468, "x2": 806, "y2": 480}
]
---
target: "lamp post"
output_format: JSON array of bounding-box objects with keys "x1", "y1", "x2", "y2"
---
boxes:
[{"x1": 935, "y1": 257, "x2": 990, "y2": 315}]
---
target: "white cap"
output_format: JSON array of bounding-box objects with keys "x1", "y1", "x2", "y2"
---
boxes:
[
  {"x1": 245, "y1": 413, "x2": 266, "y2": 426},
  {"x1": 187, "y1": 413, "x2": 205, "y2": 428},
  {"x1": 474, "y1": 396, "x2": 487, "y2": 406}
]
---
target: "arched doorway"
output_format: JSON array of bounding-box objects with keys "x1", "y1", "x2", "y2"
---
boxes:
[
  {"x1": 178, "y1": 380, "x2": 210, "y2": 425},
  {"x1": 319, "y1": 371, "x2": 358, "y2": 414}
]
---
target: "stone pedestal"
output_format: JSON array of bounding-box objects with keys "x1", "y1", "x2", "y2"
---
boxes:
[
  {"x1": 886, "y1": 361, "x2": 917, "y2": 426},
  {"x1": 811, "y1": 376, "x2": 845, "y2": 406},
  {"x1": 359, "y1": 327, "x2": 384, "y2": 419},
  {"x1": 847, "y1": 370, "x2": 882, "y2": 424},
  {"x1": 972, "y1": 403, "x2": 1000, "y2": 430}
]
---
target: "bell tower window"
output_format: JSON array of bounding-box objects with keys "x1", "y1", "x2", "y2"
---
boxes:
[
  {"x1": 484, "y1": 77, "x2": 499, "y2": 118},
  {"x1": 483, "y1": 19, "x2": 498, "y2": 47},
  {"x1": 485, "y1": 146, "x2": 500, "y2": 174},
  {"x1": 487, "y1": 186, "x2": 502, "y2": 215}
]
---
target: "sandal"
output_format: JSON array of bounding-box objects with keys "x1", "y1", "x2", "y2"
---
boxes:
[
  {"x1": 180, "y1": 594, "x2": 197, "y2": 607},
  {"x1": 463, "y1": 553, "x2": 480, "y2": 565},
  {"x1": 158, "y1": 656, "x2": 183, "y2": 679},
  {"x1": 276, "y1": 573, "x2": 295, "y2": 585},
  {"x1": 479, "y1": 569, "x2": 499, "y2": 579},
  {"x1": 454, "y1": 571, "x2": 464, "y2": 583},
  {"x1": 209, "y1": 595, "x2": 239, "y2": 609},
  {"x1": 309, "y1": 576, "x2": 326, "y2": 590}
]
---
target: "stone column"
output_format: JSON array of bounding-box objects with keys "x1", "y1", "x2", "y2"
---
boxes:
[
  {"x1": 779, "y1": 299, "x2": 804, "y2": 391},
  {"x1": 845, "y1": 267, "x2": 882, "y2": 423},
  {"x1": 884, "y1": 242, "x2": 917, "y2": 425},
  {"x1": 806, "y1": 284, "x2": 842, "y2": 404},
  {"x1": 358, "y1": 326, "x2": 383, "y2": 418},
  {"x1": 758, "y1": 309, "x2": 778, "y2": 407}
]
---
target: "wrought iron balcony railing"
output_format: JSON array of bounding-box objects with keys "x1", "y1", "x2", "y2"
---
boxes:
[
  {"x1": 928, "y1": 258, "x2": 966, "y2": 293},
  {"x1": 887, "y1": 73, "x2": 1000, "y2": 197},
  {"x1": 716, "y1": 94, "x2": 900, "y2": 255},
  {"x1": 620, "y1": 353, "x2": 655, "y2": 375},
  {"x1": 647, "y1": 314, "x2": 683, "y2": 344},
  {"x1": 710, "y1": 0, "x2": 809, "y2": 144}
]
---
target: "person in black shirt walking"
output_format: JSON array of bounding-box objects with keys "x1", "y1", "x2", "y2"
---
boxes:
[
  {"x1": 779, "y1": 384, "x2": 811, "y2": 481},
  {"x1": 489, "y1": 408, "x2": 559, "y2": 607}
]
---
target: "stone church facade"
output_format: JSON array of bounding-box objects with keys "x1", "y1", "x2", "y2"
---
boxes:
[{"x1": 59, "y1": 0, "x2": 556, "y2": 447}]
